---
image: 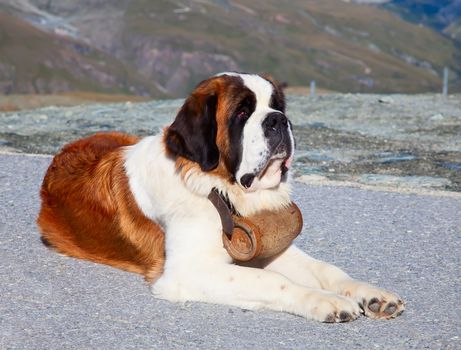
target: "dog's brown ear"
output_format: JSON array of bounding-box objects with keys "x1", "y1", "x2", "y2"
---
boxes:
[{"x1": 165, "y1": 93, "x2": 219, "y2": 171}]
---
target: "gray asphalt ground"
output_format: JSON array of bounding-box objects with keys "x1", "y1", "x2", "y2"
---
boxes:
[{"x1": 1, "y1": 153, "x2": 460, "y2": 350}]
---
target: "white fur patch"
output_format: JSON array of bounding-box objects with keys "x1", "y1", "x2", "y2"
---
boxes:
[
  {"x1": 218, "y1": 72, "x2": 292, "y2": 191},
  {"x1": 122, "y1": 81, "x2": 403, "y2": 322},
  {"x1": 236, "y1": 107, "x2": 271, "y2": 189}
]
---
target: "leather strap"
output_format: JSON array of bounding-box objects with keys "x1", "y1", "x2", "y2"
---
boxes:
[
  {"x1": 208, "y1": 189, "x2": 303, "y2": 262},
  {"x1": 207, "y1": 189, "x2": 234, "y2": 237}
]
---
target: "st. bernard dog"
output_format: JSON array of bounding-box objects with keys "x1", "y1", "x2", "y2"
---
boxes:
[{"x1": 37, "y1": 72, "x2": 404, "y2": 322}]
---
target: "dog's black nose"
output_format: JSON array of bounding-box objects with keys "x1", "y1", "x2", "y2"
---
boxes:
[
  {"x1": 240, "y1": 174, "x2": 255, "y2": 188},
  {"x1": 263, "y1": 112, "x2": 288, "y2": 133}
]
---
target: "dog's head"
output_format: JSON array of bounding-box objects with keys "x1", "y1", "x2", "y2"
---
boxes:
[{"x1": 165, "y1": 72, "x2": 294, "y2": 193}]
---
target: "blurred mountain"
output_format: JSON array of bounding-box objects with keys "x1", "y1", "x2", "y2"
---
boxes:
[
  {"x1": 0, "y1": 11, "x2": 167, "y2": 97},
  {"x1": 0, "y1": 0, "x2": 460, "y2": 96},
  {"x1": 382, "y1": 0, "x2": 461, "y2": 43}
]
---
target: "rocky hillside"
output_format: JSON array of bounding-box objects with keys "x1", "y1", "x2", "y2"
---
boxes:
[
  {"x1": 1, "y1": 0, "x2": 460, "y2": 96},
  {"x1": 382, "y1": 0, "x2": 461, "y2": 43},
  {"x1": 0, "y1": 12, "x2": 167, "y2": 97}
]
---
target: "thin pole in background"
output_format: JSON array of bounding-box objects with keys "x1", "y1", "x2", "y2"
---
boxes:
[
  {"x1": 310, "y1": 80, "x2": 316, "y2": 97},
  {"x1": 442, "y1": 67, "x2": 448, "y2": 96}
]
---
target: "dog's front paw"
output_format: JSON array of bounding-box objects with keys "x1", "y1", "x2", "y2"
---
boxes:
[
  {"x1": 339, "y1": 280, "x2": 405, "y2": 319},
  {"x1": 302, "y1": 291, "x2": 361, "y2": 323}
]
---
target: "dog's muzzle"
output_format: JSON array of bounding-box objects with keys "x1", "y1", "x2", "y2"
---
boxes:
[{"x1": 239, "y1": 112, "x2": 293, "y2": 191}]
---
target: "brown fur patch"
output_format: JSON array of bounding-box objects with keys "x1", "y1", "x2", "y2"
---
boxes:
[
  {"x1": 164, "y1": 75, "x2": 254, "y2": 183},
  {"x1": 37, "y1": 132, "x2": 165, "y2": 282},
  {"x1": 38, "y1": 75, "x2": 260, "y2": 281}
]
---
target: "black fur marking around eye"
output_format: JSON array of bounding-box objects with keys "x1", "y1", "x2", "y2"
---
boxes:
[
  {"x1": 236, "y1": 95, "x2": 256, "y2": 121},
  {"x1": 226, "y1": 92, "x2": 256, "y2": 180},
  {"x1": 268, "y1": 81, "x2": 286, "y2": 113}
]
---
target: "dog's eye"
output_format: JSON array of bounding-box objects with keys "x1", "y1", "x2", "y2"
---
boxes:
[{"x1": 236, "y1": 109, "x2": 249, "y2": 119}]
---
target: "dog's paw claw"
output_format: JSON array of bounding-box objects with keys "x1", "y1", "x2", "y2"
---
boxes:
[
  {"x1": 339, "y1": 281, "x2": 405, "y2": 320},
  {"x1": 324, "y1": 313, "x2": 336, "y2": 323},
  {"x1": 323, "y1": 310, "x2": 355, "y2": 323},
  {"x1": 339, "y1": 310, "x2": 353, "y2": 322},
  {"x1": 363, "y1": 294, "x2": 405, "y2": 319},
  {"x1": 368, "y1": 297, "x2": 381, "y2": 313},
  {"x1": 383, "y1": 301, "x2": 397, "y2": 315}
]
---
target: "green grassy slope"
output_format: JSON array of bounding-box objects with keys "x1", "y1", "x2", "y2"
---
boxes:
[
  {"x1": 0, "y1": 12, "x2": 166, "y2": 97},
  {"x1": 3, "y1": 0, "x2": 461, "y2": 96},
  {"x1": 115, "y1": 0, "x2": 461, "y2": 94}
]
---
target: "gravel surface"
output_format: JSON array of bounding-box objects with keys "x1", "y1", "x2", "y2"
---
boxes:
[
  {"x1": 1, "y1": 93, "x2": 460, "y2": 191},
  {"x1": 1, "y1": 153, "x2": 460, "y2": 350}
]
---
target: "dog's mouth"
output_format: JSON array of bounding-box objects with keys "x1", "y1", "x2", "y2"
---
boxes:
[
  {"x1": 239, "y1": 152, "x2": 293, "y2": 192},
  {"x1": 260, "y1": 151, "x2": 290, "y2": 178}
]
